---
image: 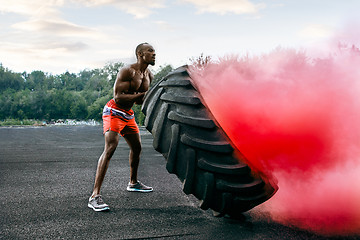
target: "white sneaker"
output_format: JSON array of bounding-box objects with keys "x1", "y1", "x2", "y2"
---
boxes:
[
  {"x1": 126, "y1": 181, "x2": 153, "y2": 192},
  {"x1": 88, "y1": 195, "x2": 110, "y2": 212}
]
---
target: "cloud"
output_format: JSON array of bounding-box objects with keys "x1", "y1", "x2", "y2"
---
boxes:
[
  {"x1": 0, "y1": 0, "x2": 135, "y2": 74},
  {"x1": 9, "y1": 18, "x2": 107, "y2": 54},
  {"x1": 180, "y1": 0, "x2": 265, "y2": 15},
  {"x1": 0, "y1": 0, "x2": 165, "y2": 19},
  {"x1": 0, "y1": 0, "x2": 63, "y2": 18},
  {"x1": 0, "y1": 38, "x2": 91, "y2": 74},
  {"x1": 39, "y1": 41, "x2": 89, "y2": 52},
  {"x1": 154, "y1": 20, "x2": 176, "y2": 31},
  {"x1": 0, "y1": 38, "x2": 88, "y2": 55},
  {"x1": 71, "y1": 0, "x2": 166, "y2": 18},
  {"x1": 12, "y1": 19, "x2": 96, "y2": 37},
  {"x1": 298, "y1": 24, "x2": 334, "y2": 39}
]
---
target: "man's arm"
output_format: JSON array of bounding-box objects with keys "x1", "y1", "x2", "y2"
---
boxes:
[{"x1": 113, "y1": 67, "x2": 145, "y2": 106}]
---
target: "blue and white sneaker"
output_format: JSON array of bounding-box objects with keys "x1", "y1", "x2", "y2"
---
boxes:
[
  {"x1": 88, "y1": 195, "x2": 110, "y2": 212},
  {"x1": 127, "y1": 181, "x2": 153, "y2": 192}
]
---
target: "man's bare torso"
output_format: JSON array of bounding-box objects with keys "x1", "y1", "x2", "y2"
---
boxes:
[
  {"x1": 126, "y1": 66, "x2": 150, "y2": 93},
  {"x1": 113, "y1": 64, "x2": 152, "y2": 110}
]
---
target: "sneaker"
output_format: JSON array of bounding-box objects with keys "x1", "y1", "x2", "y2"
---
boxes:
[
  {"x1": 127, "y1": 181, "x2": 153, "y2": 192},
  {"x1": 88, "y1": 195, "x2": 110, "y2": 212}
]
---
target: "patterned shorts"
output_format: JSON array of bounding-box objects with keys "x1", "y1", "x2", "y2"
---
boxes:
[{"x1": 102, "y1": 99, "x2": 139, "y2": 136}]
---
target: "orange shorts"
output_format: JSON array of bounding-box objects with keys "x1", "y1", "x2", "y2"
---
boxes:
[{"x1": 102, "y1": 99, "x2": 139, "y2": 136}]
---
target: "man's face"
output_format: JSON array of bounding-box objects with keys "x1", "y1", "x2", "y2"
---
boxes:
[{"x1": 141, "y1": 45, "x2": 156, "y2": 66}]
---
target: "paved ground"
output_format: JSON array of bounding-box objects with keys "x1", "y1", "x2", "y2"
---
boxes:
[{"x1": 0, "y1": 125, "x2": 358, "y2": 240}]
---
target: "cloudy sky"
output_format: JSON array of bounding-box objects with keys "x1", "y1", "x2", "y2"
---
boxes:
[{"x1": 0, "y1": 0, "x2": 359, "y2": 74}]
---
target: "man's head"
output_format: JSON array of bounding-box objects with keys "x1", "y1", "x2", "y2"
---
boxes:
[{"x1": 135, "y1": 43, "x2": 156, "y2": 66}]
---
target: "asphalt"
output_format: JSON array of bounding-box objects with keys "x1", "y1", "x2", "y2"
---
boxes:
[{"x1": 0, "y1": 125, "x2": 358, "y2": 240}]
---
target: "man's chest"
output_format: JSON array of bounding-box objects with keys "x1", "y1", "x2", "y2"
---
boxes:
[{"x1": 131, "y1": 73, "x2": 150, "y2": 92}]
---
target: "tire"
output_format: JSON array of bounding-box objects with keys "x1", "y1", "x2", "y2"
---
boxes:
[{"x1": 142, "y1": 66, "x2": 277, "y2": 217}]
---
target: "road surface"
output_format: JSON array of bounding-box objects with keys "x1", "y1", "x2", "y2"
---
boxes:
[{"x1": 0, "y1": 125, "x2": 358, "y2": 239}]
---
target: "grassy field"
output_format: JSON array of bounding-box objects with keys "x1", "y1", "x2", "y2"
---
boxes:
[{"x1": 0, "y1": 119, "x2": 45, "y2": 126}]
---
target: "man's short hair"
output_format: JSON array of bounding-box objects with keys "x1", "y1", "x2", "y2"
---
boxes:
[{"x1": 135, "y1": 42, "x2": 149, "y2": 59}]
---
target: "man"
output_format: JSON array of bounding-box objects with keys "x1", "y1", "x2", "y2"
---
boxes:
[{"x1": 88, "y1": 43, "x2": 156, "y2": 212}]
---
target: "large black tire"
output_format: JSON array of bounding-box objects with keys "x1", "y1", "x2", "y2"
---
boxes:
[{"x1": 142, "y1": 66, "x2": 277, "y2": 216}]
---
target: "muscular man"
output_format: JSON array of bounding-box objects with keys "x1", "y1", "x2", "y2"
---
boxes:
[{"x1": 88, "y1": 43, "x2": 156, "y2": 212}]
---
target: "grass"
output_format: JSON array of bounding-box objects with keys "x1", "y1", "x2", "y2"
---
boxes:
[{"x1": 0, "y1": 119, "x2": 44, "y2": 126}]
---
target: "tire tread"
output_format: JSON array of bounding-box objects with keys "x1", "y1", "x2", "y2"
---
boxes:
[{"x1": 142, "y1": 66, "x2": 277, "y2": 216}]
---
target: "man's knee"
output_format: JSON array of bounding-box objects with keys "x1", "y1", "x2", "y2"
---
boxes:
[
  {"x1": 106, "y1": 142, "x2": 118, "y2": 153},
  {"x1": 101, "y1": 143, "x2": 115, "y2": 160},
  {"x1": 133, "y1": 144, "x2": 141, "y2": 156},
  {"x1": 124, "y1": 133, "x2": 141, "y2": 155},
  {"x1": 104, "y1": 131, "x2": 119, "y2": 157}
]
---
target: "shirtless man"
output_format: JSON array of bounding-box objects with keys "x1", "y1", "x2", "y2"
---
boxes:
[{"x1": 88, "y1": 43, "x2": 156, "y2": 212}]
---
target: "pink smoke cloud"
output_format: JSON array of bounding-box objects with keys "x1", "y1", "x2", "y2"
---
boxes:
[{"x1": 189, "y1": 44, "x2": 360, "y2": 236}]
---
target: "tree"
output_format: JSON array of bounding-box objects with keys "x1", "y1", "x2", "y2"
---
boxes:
[
  {"x1": 132, "y1": 104, "x2": 145, "y2": 125},
  {"x1": 69, "y1": 92, "x2": 87, "y2": 119},
  {"x1": 102, "y1": 62, "x2": 124, "y2": 86},
  {"x1": 26, "y1": 71, "x2": 46, "y2": 90},
  {"x1": 87, "y1": 95, "x2": 109, "y2": 120},
  {"x1": 0, "y1": 65, "x2": 24, "y2": 92},
  {"x1": 0, "y1": 61, "x2": 175, "y2": 124},
  {"x1": 152, "y1": 64, "x2": 173, "y2": 86},
  {"x1": 0, "y1": 89, "x2": 15, "y2": 119},
  {"x1": 58, "y1": 71, "x2": 78, "y2": 90}
]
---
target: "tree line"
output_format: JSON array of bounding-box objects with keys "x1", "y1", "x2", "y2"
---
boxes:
[{"x1": 0, "y1": 62, "x2": 173, "y2": 125}]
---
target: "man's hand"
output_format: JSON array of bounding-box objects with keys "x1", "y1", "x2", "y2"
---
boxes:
[{"x1": 135, "y1": 92, "x2": 146, "y2": 105}]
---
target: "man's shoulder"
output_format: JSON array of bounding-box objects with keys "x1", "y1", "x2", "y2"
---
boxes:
[
  {"x1": 118, "y1": 65, "x2": 136, "y2": 80},
  {"x1": 120, "y1": 64, "x2": 135, "y2": 73}
]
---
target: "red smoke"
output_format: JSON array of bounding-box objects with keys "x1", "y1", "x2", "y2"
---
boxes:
[{"x1": 189, "y1": 46, "x2": 360, "y2": 236}]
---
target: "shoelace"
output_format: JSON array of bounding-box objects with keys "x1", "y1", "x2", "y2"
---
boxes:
[
  {"x1": 136, "y1": 182, "x2": 149, "y2": 189},
  {"x1": 95, "y1": 196, "x2": 104, "y2": 204}
]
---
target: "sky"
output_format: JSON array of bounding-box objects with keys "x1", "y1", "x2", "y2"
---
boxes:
[{"x1": 0, "y1": 0, "x2": 359, "y2": 74}]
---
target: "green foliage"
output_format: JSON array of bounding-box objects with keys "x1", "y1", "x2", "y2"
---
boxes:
[
  {"x1": 0, "y1": 119, "x2": 43, "y2": 126},
  {"x1": 152, "y1": 64, "x2": 173, "y2": 86},
  {"x1": 0, "y1": 65, "x2": 24, "y2": 91},
  {"x1": 87, "y1": 95, "x2": 111, "y2": 121},
  {"x1": 132, "y1": 104, "x2": 145, "y2": 125},
  {"x1": 0, "y1": 62, "x2": 173, "y2": 125}
]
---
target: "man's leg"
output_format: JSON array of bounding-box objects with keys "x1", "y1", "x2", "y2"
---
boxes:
[
  {"x1": 92, "y1": 130, "x2": 119, "y2": 197},
  {"x1": 123, "y1": 133, "x2": 141, "y2": 184},
  {"x1": 88, "y1": 130, "x2": 119, "y2": 211},
  {"x1": 124, "y1": 133, "x2": 153, "y2": 192}
]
